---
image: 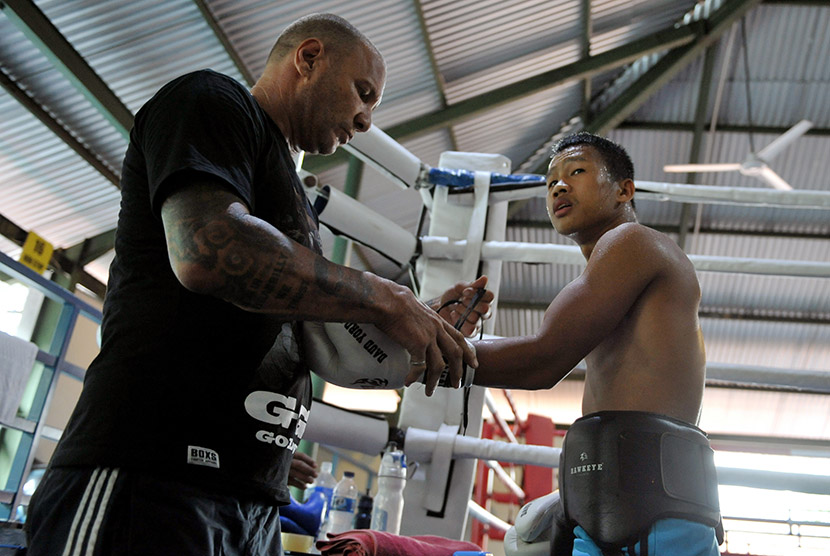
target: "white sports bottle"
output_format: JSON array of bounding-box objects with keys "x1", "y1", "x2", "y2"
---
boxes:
[
  {"x1": 326, "y1": 471, "x2": 358, "y2": 535},
  {"x1": 370, "y1": 442, "x2": 407, "y2": 534}
]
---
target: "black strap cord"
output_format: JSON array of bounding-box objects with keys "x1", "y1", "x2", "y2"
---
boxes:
[{"x1": 452, "y1": 287, "x2": 487, "y2": 435}]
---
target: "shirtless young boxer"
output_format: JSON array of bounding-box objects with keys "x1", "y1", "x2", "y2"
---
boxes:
[{"x1": 473, "y1": 132, "x2": 721, "y2": 556}]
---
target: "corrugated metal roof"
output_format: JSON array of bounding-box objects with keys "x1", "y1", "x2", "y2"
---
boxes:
[
  {"x1": 0, "y1": 80, "x2": 120, "y2": 250},
  {"x1": 424, "y1": 0, "x2": 582, "y2": 101},
  {"x1": 0, "y1": 0, "x2": 247, "y2": 255},
  {"x1": 453, "y1": 83, "x2": 583, "y2": 165},
  {"x1": 38, "y1": 0, "x2": 246, "y2": 109},
  {"x1": 628, "y1": 4, "x2": 830, "y2": 131},
  {"x1": 703, "y1": 317, "x2": 830, "y2": 372},
  {"x1": 590, "y1": 0, "x2": 697, "y2": 54}
]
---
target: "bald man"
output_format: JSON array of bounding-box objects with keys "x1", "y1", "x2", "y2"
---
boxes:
[{"x1": 26, "y1": 13, "x2": 484, "y2": 556}]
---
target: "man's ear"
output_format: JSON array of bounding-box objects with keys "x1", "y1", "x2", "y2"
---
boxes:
[
  {"x1": 616, "y1": 178, "x2": 635, "y2": 203},
  {"x1": 294, "y1": 38, "x2": 323, "y2": 77}
]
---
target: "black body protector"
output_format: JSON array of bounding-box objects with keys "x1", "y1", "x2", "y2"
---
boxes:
[{"x1": 553, "y1": 411, "x2": 723, "y2": 555}]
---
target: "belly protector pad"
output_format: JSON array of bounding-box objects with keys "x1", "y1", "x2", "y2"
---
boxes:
[{"x1": 559, "y1": 411, "x2": 721, "y2": 549}]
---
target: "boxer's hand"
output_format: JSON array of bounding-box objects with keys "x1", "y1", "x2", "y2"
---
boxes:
[
  {"x1": 434, "y1": 275, "x2": 494, "y2": 338},
  {"x1": 371, "y1": 276, "x2": 477, "y2": 396}
]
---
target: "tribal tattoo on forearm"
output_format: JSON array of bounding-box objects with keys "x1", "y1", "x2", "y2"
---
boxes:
[
  {"x1": 311, "y1": 256, "x2": 371, "y2": 310},
  {"x1": 164, "y1": 185, "x2": 380, "y2": 314},
  {"x1": 164, "y1": 193, "x2": 294, "y2": 310}
]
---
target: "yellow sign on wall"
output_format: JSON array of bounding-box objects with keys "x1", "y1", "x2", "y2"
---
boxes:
[{"x1": 20, "y1": 231, "x2": 54, "y2": 274}]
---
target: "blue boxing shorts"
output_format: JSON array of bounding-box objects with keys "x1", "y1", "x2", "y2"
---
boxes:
[{"x1": 573, "y1": 518, "x2": 721, "y2": 556}]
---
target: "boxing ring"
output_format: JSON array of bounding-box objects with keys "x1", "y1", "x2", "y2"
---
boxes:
[{"x1": 298, "y1": 125, "x2": 830, "y2": 541}]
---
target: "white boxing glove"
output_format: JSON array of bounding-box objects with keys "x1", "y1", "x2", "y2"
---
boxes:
[
  {"x1": 302, "y1": 321, "x2": 411, "y2": 389},
  {"x1": 504, "y1": 527, "x2": 551, "y2": 556},
  {"x1": 504, "y1": 491, "x2": 562, "y2": 556},
  {"x1": 302, "y1": 321, "x2": 477, "y2": 390}
]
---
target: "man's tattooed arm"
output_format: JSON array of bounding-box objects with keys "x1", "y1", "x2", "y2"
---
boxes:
[
  {"x1": 159, "y1": 178, "x2": 479, "y2": 389},
  {"x1": 160, "y1": 180, "x2": 382, "y2": 320}
]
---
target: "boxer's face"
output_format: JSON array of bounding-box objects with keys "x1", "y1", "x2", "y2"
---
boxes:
[
  {"x1": 545, "y1": 144, "x2": 620, "y2": 236},
  {"x1": 295, "y1": 40, "x2": 385, "y2": 155}
]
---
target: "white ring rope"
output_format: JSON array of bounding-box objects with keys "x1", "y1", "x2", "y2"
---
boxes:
[
  {"x1": 404, "y1": 425, "x2": 561, "y2": 468},
  {"x1": 420, "y1": 237, "x2": 830, "y2": 278},
  {"x1": 481, "y1": 181, "x2": 830, "y2": 209},
  {"x1": 404, "y1": 425, "x2": 830, "y2": 496}
]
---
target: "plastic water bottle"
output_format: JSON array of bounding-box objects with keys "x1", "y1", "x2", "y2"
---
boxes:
[
  {"x1": 306, "y1": 461, "x2": 337, "y2": 536},
  {"x1": 326, "y1": 471, "x2": 358, "y2": 535},
  {"x1": 370, "y1": 442, "x2": 406, "y2": 534}
]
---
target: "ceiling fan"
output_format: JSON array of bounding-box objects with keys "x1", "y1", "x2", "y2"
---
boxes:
[
  {"x1": 663, "y1": 17, "x2": 813, "y2": 192},
  {"x1": 663, "y1": 119, "x2": 813, "y2": 191}
]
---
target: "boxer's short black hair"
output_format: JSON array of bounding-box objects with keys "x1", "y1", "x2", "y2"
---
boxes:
[{"x1": 552, "y1": 132, "x2": 634, "y2": 184}]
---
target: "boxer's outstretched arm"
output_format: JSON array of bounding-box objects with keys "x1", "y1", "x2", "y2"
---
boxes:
[{"x1": 473, "y1": 223, "x2": 663, "y2": 390}]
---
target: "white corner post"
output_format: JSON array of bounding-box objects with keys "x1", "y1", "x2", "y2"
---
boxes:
[{"x1": 397, "y1": 151, "x2": 510, "y2": 539}]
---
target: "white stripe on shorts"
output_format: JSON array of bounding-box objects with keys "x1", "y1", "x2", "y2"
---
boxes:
[{"x1": 61, "y1": 467, "x2": 120, "y2": 556}]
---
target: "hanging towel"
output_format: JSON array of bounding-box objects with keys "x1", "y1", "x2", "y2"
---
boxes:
[{"x1": 0, "y1": 330, "x2": 39, "y2": 423}]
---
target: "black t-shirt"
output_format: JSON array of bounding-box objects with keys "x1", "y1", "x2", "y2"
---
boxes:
[{"x1": 51, "y1": 70, "x2": 321, "y2": 504}]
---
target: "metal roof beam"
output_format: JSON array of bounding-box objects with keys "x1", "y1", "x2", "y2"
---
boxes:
[
  {"x1": 583, "y1": 0, "x2": 763, "y2": 137},
  {"x1": 303, "y1": 19, "x2": 704, "y2": 175},
  {"x1": 1, "y1": 0, "x2": 134, "y2": 138},
  {"x1": 0, "y1": 213, "x2": 28, "y2": 246},
  {"x1": 677, "y1": 43, "x2": 719, "y2": 250},
  {"x1": 525, "y1": 0, "x2": 763, "y2": 175},
  {"x1": 579, "y1": 0, "x2": 592, "y2": 123},
  {"x1": 191, "y1": 0, "x2": 256, "y2": 86},
  {"x1": 618, "y1": 121, "x2": 830, "y2": 136},
  {"x1": 412, "y1": 0, "x2": 459, "y2": 151},
  {"x1": 763, "y1": 0, "x2": 830, "y2": 4},
  {"x1": 0, "y1": 213, "x2": 107, "y2": 297},
  {"x1": 61, "y1": 229, "x2": 117, "y2": 266},
  {"x1": 385, "y1": 21, "x2": 703, "y2": 140},
  {"x1": 0, "y1": 66, "x2": 121, "y2": 187}
]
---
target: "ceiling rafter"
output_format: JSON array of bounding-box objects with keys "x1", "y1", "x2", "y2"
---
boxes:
[
  {"x1": 0, "y1": 66, "x2": 120, "y2": 187},
  {"x1": 411, "y1": 0, "x2": 459, "y2": 152},
  {"x1": 191, "y1": 0, "x2": 255, "y2": 86},
  {"x1": 676, "y1": 43, "x2": 720, "y2": 250},
  {"x1": 579, "y1": 0, "x2": 592, "y2": 123},
  {"x1": 1, "y1": 0, "x2": 134, "y2": 137},
  {"x1": 584, "y1": 0, "x2": 763, "y2": 135},
  {"x1": 0, "y1": 213, "x2": 106, "y2": 296},
  {"x1": 523, "y1": 0, "x2": 764, "y2": 175},
  {"x1": 618, "y1": 121, "x2": 830, "y2": 136},
  {"x1": 0, "y1": 0, "x2": 135, "y2": 265},
  {"x1": 386, "y1": 20, "x2": 704, "y2": 139},
  {"x1": 303, "y1": 18, "x2": 707, "y2": 174}
]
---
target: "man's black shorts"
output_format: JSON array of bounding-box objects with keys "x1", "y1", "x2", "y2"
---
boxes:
[{"x1": 25, "y1": 466, "x2": 282, "y2": 555}]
